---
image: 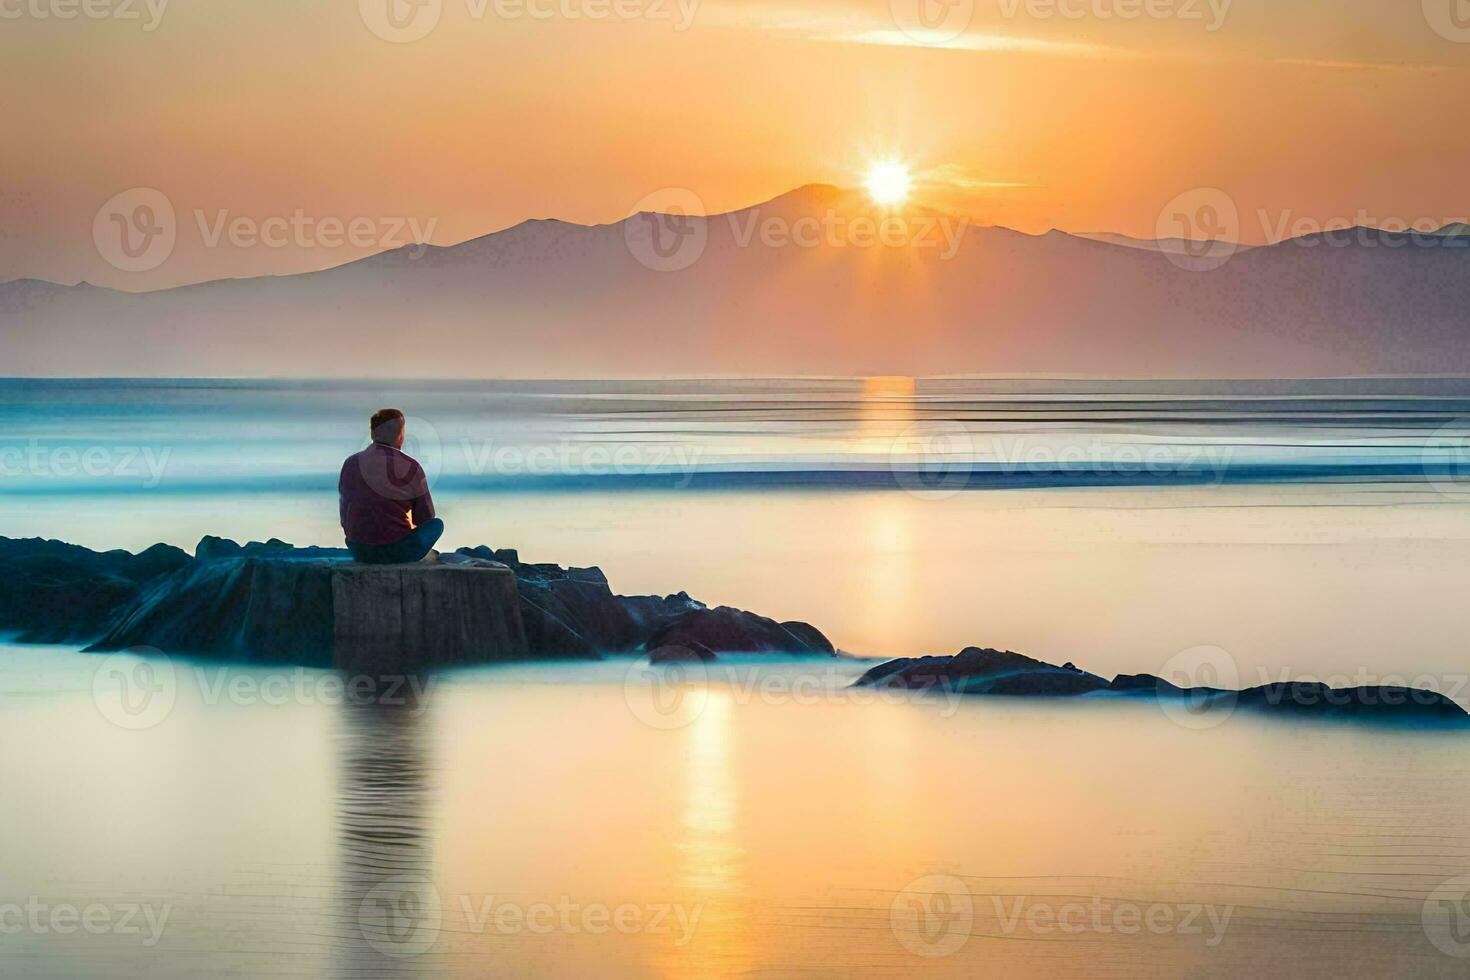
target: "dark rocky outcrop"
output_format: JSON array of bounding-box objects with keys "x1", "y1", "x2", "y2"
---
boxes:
[
  {"x1": 90, "y1": 550, "x2": 527, "y2": 669},
  {"x1": 3, "y1": 534, "x2": 829, "y2": 666},
  {"x1": 856, "y1": 648, "x2": 1470, "y2": 725},
  {"x1": 1232, "y1": 682, "x2": 1467, "y2": 723},
  {"x1": 0, "y1": 536, "x2": 190, "y2": 643},
  {"x1": 455, "y1": 545, "x2": 707, "y2": 657},
  {"x1": 854, "y1": 647, "x2": 1109, "y2": 696},
  {"x1": 778, "y1": 620, "x2": 837, "y2": 655},
  {"x1": 644, "y1": 606, "x2": 835, "y2": 656}
]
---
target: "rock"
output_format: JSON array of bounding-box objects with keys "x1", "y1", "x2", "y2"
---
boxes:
[
  {"x1": 0, "y1": 535, "x2": 191, "y2": 643},
  {"x1": 645, "y1": 606, "x2": 835, "y2": 655},
  {"x1": 514, "y1": 579, "x2": 601, "y2": 658},
  {"x1": 647, "y1": 640, "x2": 716, "y2": 664},
  {"x1": 1109, "y1": 673, "x2": 1194, "y2": 695},
  {"x1": 195, "y1": 535, "x2": 242, "y2": 560},
  {"x1": 1236, "y1": 682, "x2": 1467, "y2": 723},
  {"x1": 88, "y1": 555, "x2": 527, "y2": 669},
  {"x1": 855, "y1": 646, "x2": 1109, "y2": 695},
  {"x1": 331, "y1": 562, "x2": 527, "y2": 672},
  {"x1": 196, "y1": 535, "x2": 347, "y2": 561},
  {"x1": 855, "y1": 648, "x2": 1470, "y2": 725},
  {"x1": 9, "y1": 534, "x2": 832, "y2": 668},
  {"x1": 195, "y1": 535, "x2": 300, "y2": 559},
  {"x1": 494, "y1": 553, "x2": 709, "y2": 657},
  {"x1": 781, "y1": 620, "x2": 836, "y2": 654}
]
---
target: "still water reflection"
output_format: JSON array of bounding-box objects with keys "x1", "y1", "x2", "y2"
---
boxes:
[
  {"x1": 332, "y1": 693, "x2": 442, "y2": 978},
  {"x1": 3, "y1": 649, "x2": 1470, "y2": 977}
]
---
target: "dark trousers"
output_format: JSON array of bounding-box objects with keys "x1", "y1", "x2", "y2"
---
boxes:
[{"x1": 347, "y1": 518, "x2": 444, "y2": 565}]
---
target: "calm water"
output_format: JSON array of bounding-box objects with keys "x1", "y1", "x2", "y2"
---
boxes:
[
  {"x1": 3, "y1": 378, "x2": 1470, "y2": 976},
  {"x1": 4, "y1": 648, "x2": 1470, "y2": 977}
]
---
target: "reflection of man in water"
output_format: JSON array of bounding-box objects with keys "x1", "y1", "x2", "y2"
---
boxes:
[
  {"x1": 338, "y1": 408, "x2": 443, "y2": 564},
  {"x1": 334, "y1": 692, "x2": 440, "y2": 970}
]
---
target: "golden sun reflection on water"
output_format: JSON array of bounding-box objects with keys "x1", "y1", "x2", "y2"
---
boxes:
[
  {"x1": 856, "y1": 375, "x2": 917, "y2": 454},
  {"x1": 677, "y1": 692, "x2": 741, "y2": 893},
  {"x1": 656, "y1": 691, "x2": 753, "y2": 978}
]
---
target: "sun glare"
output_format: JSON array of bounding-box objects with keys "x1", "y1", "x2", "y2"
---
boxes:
[{"x1": 864, "y1": 161, "x2": 911, "y2": 206}]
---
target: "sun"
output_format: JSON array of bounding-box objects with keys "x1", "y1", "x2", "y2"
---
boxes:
[{"x1": 864, "y1": 160, "x2": 911, "y2": 206}]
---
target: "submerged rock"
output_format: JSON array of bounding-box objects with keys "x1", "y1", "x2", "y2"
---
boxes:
[
  {"x1": 855, "y1": 648, "x2": 1470, "y2": 725},
  {"x1": 647, "y1": 640, "x2": 717, "y2": 664}
]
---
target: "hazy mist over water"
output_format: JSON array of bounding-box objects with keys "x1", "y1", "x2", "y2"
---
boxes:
[
  {"x1": 4, "y1": 376, "x2": 1470, "y2": 494},
  {"x1": 4, "y1": 376, "x2": 1470, "y2": 673}
]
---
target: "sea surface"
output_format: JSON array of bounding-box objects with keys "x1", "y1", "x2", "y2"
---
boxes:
[{"x1": 3, "y1": 377, "x2": 1470, "y2": 976}]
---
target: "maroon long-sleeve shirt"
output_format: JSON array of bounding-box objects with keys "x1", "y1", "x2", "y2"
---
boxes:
[{"x1": 338, "y1": 443, "x2": 436, "y2": 546}]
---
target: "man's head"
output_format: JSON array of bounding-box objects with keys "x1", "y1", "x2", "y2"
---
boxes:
[{"x1": 370, "y1": 408, "x2": 406, "y2": 448}]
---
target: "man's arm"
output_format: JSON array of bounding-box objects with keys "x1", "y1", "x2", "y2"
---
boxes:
[
  {"x1": 410, "y1": 484, "x2": 436, "y2": 528},
  {"x1": 409, "y1": 459, "x2": 435, "y2": 527},
  {"x1": 338, "y1": 459, "x2": 351, "y2": 530}
]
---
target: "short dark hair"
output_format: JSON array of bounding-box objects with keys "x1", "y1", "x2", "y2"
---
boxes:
[{"x1": 370, "y1": 408, "x2": 405, "y2": 443}]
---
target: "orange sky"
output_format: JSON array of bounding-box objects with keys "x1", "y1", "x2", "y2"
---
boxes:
[{"x1": 2, "y1": 0, "x2": 1467, "y2": 289}]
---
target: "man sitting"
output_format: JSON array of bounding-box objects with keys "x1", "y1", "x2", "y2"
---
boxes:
[{"x1": 339, "y1": 408, "x2": 444, "y2": 564}]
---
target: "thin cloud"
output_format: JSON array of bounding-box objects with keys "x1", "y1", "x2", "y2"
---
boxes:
[
  {"x1": 701, "y1": 1, "x2": 1460, "y2": 72},
  {"x1": 1269, "y1": 57, "x2": 1457, "y2": 73},
  {"x1": 927, "y1": 163, "x2": 1040, "y2": 192},
  {"x1": 697, "y1": 2, "x2": 1128, "y2": 58},
  {"x1": 833, "y1": 28, "x2": 1126, "y2": 60}
]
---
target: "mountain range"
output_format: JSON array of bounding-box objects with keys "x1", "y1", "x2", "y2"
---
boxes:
[{"x1": 3, "y1": 184, "x2": 1467, "y2": 377}]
